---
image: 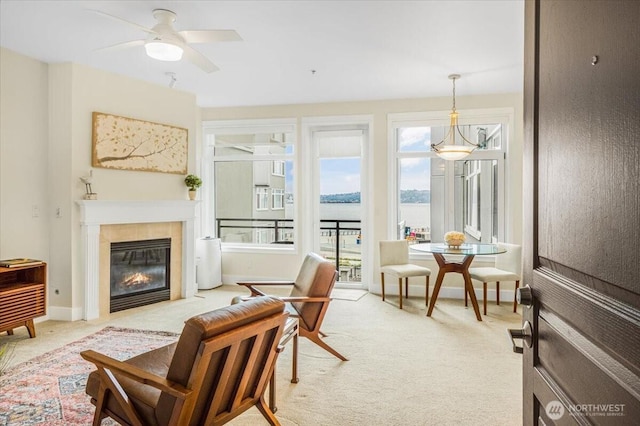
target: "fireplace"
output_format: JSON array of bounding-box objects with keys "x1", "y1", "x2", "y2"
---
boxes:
[
  {"x1": 110, "y1": 238, "x2": 171, "y2": 312},
  {"x1": 78, "y1": 200, "x2": 197, "y2": 321}
]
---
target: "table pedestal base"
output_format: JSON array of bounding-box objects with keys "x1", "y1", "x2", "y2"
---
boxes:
[{"x1": 426, "y1": 253, "x2": 482, "y2": 321}]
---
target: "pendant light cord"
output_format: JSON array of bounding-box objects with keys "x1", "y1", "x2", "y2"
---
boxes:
[{"x1": 451, "y1": 76, "x2": 456, "y2": 112}]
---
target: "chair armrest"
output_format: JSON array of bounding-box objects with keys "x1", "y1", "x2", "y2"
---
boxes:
[
  {"x1": 236, "y1": 281, "x2": 295, "y2": 286},
  {"x1": 279, "y1": 296, "x2": 332, "y2": 303},
  {"x1": 236, "y1": 281, "x2": 295, "y2": 297},
  {"x1": 80, "y1": 350, "x2": 192, "y2": 399}
]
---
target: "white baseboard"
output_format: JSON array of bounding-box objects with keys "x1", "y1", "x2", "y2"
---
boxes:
[{"x1": 47, "y1": 305, "x2": 84, "y2": 321}]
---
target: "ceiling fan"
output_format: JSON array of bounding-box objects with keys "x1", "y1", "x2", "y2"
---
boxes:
[{"x1": 92, "y1": 9, "x2": 242, "y2": 73}]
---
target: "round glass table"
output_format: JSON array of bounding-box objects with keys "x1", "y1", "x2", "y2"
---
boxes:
[{"x1": 410, "y1": 243, "x2": 506, "y2": 321}]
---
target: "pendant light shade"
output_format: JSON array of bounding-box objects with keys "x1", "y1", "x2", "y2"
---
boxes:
[{"x1": 433, "y1": 144, "x2": 475, "y2": 161}]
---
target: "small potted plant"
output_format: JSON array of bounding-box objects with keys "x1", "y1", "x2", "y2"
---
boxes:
[{"x1": 184, "y1": 174, "x2": 202, "y2": 200}]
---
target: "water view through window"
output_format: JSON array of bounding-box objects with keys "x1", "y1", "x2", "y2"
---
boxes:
[
  {"x1": 319, "y1": 157, "x2": 361, "y2": 282},
  {"x1": 392, "y1": 119, "x2": 506, "y2": 245}
]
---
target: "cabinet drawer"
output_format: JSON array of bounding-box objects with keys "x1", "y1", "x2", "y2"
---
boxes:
[{"x1": 0, "y1": 283, "x2": 46, "y2": 327}]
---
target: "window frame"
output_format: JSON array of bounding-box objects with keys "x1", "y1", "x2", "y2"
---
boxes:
[
  {"x1": 255, "y1": 187, "x2": 269, "y2": 211},
  {"x1": 202, "y1": 118, "x2": 297, "y2": 253},
  {"x1": 387, "y1": 108, "x2": 512, "y2": 260},
  {"x1": 271, "y1": 188, "x2": 285, "y2": 210},
  {"x1": 255, "y1": 228, "x2": 270, "y2": 244},
  {"x1": 272, "y1": 160, "x2": 285, "y2": 177},
  {"x1": 463, "y1": 160, "x2": 482, "y2": 240}
]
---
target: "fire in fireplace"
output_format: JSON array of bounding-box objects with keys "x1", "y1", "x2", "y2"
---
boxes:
[{"x1": 110, "y1": 238, "x2": 171, "y2": 312}]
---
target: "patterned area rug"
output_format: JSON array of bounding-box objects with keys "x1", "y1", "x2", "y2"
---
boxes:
[{"x1": 0, "y1": 327, "x2": 179, "y2": 426}]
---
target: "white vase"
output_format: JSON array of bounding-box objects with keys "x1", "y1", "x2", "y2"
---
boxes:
[{"x1": 188, "y1": 190, "x2": 196, "y2": 200}]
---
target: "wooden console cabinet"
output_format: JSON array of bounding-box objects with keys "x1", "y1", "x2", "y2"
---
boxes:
[{"x1": 0, "y1": 263, "x2": 46, "y2": 338}]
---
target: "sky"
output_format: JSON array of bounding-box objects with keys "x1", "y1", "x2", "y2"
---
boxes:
[
  {"x1": 320, "y1": 158, "x2": 361, "y2": 195},
  {"x1": 283, "y1": 126, "x2": 433, "y2": 195},
  {"x1": 317, "y1": 127, "x2": 433, "y2": 194}
]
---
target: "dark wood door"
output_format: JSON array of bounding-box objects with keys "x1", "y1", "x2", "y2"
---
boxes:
[{"x1": 522, "y1": 0, "x2": 640, "y2": 424}]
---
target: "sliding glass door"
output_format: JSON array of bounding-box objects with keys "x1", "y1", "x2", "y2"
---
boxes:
[{"x1": 313, "y1": 129, "x2": 364, "y2": 286}]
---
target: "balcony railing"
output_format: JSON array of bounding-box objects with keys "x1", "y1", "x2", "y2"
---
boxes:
[
  {"x1": 216, "y1": 218, "x2": 294, "y2": 244},
  {"x1": 215, "y1": 218, "x2": 361, "y2": 282}
]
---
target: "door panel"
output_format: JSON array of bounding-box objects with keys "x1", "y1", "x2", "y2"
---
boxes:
[
  {"x1": 523, "y1": 1, "x2": 640, "y2": 425},
  {"x1": 527, "y1": 269, "x2": 640, "y2": 425},
  {"x1": 536, "y1": 0, "x2": 640, "y2": 306}
]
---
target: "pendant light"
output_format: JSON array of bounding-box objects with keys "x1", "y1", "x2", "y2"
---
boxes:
[{"x1": 431, "y1": 74, "x2": 479, "y2": 160}]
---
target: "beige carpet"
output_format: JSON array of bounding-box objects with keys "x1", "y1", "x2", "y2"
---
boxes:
[{"x1": 2, "y1": 285, "x2": 522, "y2": 425}]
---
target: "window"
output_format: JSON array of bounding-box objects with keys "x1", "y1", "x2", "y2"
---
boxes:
[
  {"x1": 272, "y1": 188, "x2": 284, "y2": 210},
  {"x1": 272, "y1": 160, "x2": 285, "y2": 176},
  {"x1": 256, "y1": 187, "x2": 269, "y2": 210},
  {"x1": 389, "y1": 109, "x2": 509, "y2": 245},
  {"x1": 255, "y1": 229, "x2": 270, "y2": 244},
  {"x1": 464, "y1": 160, "x2": 482, "y2": 239},
  {"x1": 203, "y1": 119, "x2": 296, "y2": 248}
]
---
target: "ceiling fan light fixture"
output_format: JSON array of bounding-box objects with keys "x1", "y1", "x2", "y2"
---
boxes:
[
  {"x1": 145, "y1": 41, "x2": 183, "y2": 61},
  {"x1": 93, "y1": 8, "x2": 238, "y2": 72}
]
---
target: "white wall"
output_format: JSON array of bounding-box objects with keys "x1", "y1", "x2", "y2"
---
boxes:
[
  {"x1": 1, "y1": 49, "x2": 200, "y2": 320},
  {"x1": 0, "y1": 48, "x2": 50, "y2": 264},
  {"x1": 201, "y1": 94, "x2": 524, "y2": 296}
]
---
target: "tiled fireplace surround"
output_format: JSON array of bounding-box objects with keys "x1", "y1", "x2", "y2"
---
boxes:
[{"x1": 77, "y1": 200, "x2": 198, "y2": 320}]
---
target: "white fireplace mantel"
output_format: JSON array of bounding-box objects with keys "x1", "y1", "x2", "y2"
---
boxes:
[{"x1": 77, "y1": 200, "x2": 199, "y2": 320}]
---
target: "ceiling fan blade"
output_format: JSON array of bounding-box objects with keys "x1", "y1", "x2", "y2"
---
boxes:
[
  {"x1": 179, "y1": 30, "x2": 242, "y2": 43},
  {"x1": 94, "y1": 39, "x2": 145, "y2": 53},
  {"x1": 88, "y1": 9, "x2": 157, "y2": 35},
  {"x1": 182, "y1": 44, "x2": 219, "y2": 73}
]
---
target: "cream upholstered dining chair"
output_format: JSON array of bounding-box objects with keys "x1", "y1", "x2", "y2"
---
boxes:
[
  {"x1": 468, "y1": 243, "x2": 522, "y2": 315},
  {"x1": 379, "y1": 240, "x2": 431, "y2": 310}
]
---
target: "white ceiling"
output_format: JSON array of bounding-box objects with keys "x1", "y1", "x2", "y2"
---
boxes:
[{"x1": 0, "y1": 0, "x2": 524, "y2": 108}]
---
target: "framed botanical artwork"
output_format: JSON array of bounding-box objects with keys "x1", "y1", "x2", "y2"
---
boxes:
[{"x1": 92, "y1": 112, "x2": 188, "y2": 174}]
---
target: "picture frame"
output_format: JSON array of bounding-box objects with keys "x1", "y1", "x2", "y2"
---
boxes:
[{"x1": 92, "y1": 112, "x2": 188, "y2": 174}]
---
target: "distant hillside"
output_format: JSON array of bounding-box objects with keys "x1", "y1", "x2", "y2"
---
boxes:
[
  {"x1": 400, "y1": 189, "x2": 430, "y2": 203},
  {"x1": 320, "y1": 190, "x2": 430, "y2": 203},
  {"x1": 320, "y1": 192, "x2": 360, "y2": 203}
]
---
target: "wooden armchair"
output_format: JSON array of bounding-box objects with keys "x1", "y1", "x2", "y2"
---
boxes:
[
  {"x1": 81, "y1": 296, "x2": 288, "y2": 426},
  {"x1": 236, "y1": 252, "x2": 347, "y2": 361}
]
